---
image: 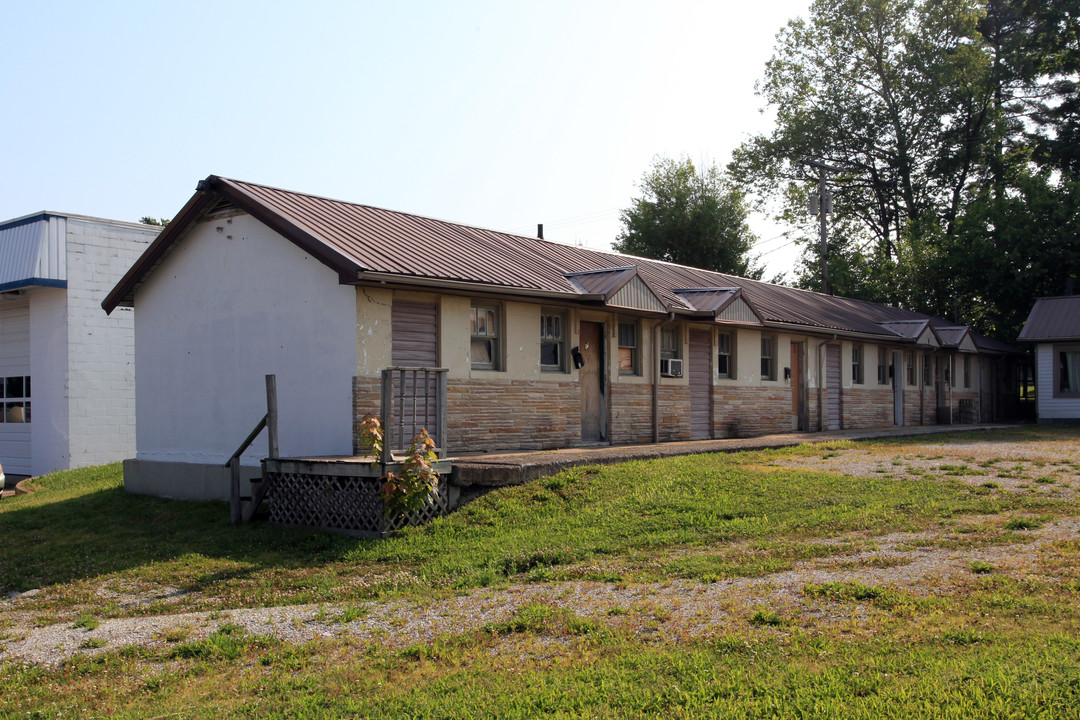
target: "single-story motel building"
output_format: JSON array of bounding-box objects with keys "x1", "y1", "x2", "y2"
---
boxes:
[{"x1": 103, "y1": 176, "x2": 1022, "y2": 501}]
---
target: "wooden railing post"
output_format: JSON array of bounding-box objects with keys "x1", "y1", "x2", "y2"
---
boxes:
[
  {"x1": 437, "y1": 369, "x2": 448, "y2": 453},
  {"x1": 380, "y1": 369, "x2": 394, "y2": 463},
  {"x1": 266, "y1": 374, "x2": 279, "y2": 459}
]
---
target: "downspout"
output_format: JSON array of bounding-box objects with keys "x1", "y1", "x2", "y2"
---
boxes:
[
  {"x1": 815, "y1": 334, "x2": 837, "y2": 431},
  {"x1": 653, "y1": 313, "x2": 677, "y2": 443}
]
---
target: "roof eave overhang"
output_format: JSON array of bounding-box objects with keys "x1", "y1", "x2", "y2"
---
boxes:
[
  {"x1": 354, "y1": 271, "x2": 605, "y2": 303},
  {"x1": 761, "y1": 321, "x2": 963, "y2": 344},
  {"x1": 0, "y1": 278, "x2": 68, "y2": 294},
  {"x1": 1018, "y1": 335, "x2": 1080, "y2": 343},
  {"x1": 103, "y1": 175, "x2": 366, "y2": 314},
  {"x1": 102, "y1": 187, "x2": 215, "y2": 313}
]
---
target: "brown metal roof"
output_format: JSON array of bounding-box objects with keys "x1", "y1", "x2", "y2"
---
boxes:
[
  {"x1": 102, "y1": 175, "x2": 1017, "y2": 352},
  {"x1": 1018, "y1": 296, "x2": 1080, "y2": 342},
  {"x1": 565, "y1": 267, "x2": 639, "y2": 297},
  {"x1": 933, "y1": 326, "x2": 972, "y2": 348}
]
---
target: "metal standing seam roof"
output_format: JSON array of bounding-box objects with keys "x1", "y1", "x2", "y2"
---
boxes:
[
  {"x1": 101, "y1": 175, "x2": 1018, "y2": 352},
  {"x1": 1018, "y1": 296, "x2": 1080, "y2": 341}
]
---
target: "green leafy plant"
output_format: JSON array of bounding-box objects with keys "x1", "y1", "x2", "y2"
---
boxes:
[
  {"x1": 379, "y1": 429, "x2": 440, "y2": 517},
  {"x1": 749, "y1": 609, "x2": 783, "y2": 626},
  {"x1": 356, "y1": 413, "x2": 384, "y2": 460},
  {"x1": 72, "y1": 614, "x2": 100, "y2": 631}
]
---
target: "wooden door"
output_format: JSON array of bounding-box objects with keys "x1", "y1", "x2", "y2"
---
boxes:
[
  {"x1": 579, "y1": 322, "x2": 606, "y2": 443},
  {"x1": 826, "y1": 344, "x2": 842, "y2": 430},
  {"x1": 689, "y1": 330, "x2": 712, "y2": 439},
  {"x1": 390, "y1": 300, "x2": 438, "y2": 447},
  {"x1": 892, "y1": 350, "x2": 904, "y2": 426},
  {"x1": 935, "y1": 356, "x2": 950, "y2": 424},
  {"x1": 790, "y1": 341, "x2": 805, "y2": 431}
]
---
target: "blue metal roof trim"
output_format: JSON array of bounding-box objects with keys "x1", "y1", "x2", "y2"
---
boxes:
[
  {"x1": 0, "y1": 278, "x2": 68, "y2": 293},
  {"x1": 0, "y1": 212, "x2": 58, "y2": 232}
]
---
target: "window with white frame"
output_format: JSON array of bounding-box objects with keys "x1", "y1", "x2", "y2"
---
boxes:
[
  {"x1": 877, "y1": 345, "x2": 889, "y2": 385},
  {"x1": 906, "y1": 351, "x2": 916, "y2": 386},
  {"x1": 660, "y1": 326, "x2": 680, "y2": 360},
  {"x1": 963, "y1": 355, "x2": 971, "y2": 388},
  {"x1": 0, "y1": 376, "x2": 31, "y2": 423},
  {"x1": 540, "y1": 310, "x2": 566, "y2": 372},
  {"x1": 760, "y1": 335, "x2": 777, "y2": 381},
  {"x1": 470, "y1": 302, "x2": 501, "y2": 371},
  {"x1": 617, "y1": 321, "x2": 639, "y2": 375},
  {"x1": 923, "y1": 353, "x2": 932, "y2": 386},
  {"x1": 1056, "y1": 345, "x2": 1080, "y2": 397},
  {"x1": 852, "y1": 343, "x2": 864, "y2": 384},
  {"x1": 717, "y1": 331, "x2": 735, "y2": 379}
]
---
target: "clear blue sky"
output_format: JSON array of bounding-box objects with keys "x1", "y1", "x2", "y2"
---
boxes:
[{"x1": 2, "y1": 0, "x2": 810, "y2": 278}]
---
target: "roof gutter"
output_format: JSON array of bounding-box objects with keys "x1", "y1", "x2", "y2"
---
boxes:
[{"x1": 762, "y1": 321, "x2": 934, "y2": 345}]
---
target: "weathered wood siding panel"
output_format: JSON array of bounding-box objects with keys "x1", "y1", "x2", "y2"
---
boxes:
[{"x1": 689, "y1": 329, "x2": 712, "y2": 439}]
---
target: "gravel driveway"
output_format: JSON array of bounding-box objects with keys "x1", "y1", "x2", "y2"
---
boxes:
[{"x1": 3, "y1": 433, "x2": 1076, "y2": 666}]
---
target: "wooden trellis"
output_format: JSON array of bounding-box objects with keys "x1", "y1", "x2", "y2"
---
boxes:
[{"x1": 261, "y1": 458, "x2": 450, "y2": 538}]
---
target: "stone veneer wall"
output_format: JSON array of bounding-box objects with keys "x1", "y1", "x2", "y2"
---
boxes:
[
  {"x1": 609, "y1": 384, "x2": 653, "y2": 445},
  {"x1": 445, "y1": 378, "x2": 580, "y2": 453},
  {"x1": 352, "y1": 376, "x2": 382, "y2": 454},
  {"x1": 843, "y1": 386, "x2": 894, "y2": 428},
  {"x1": 353, "y1": 373, "x2": 980, "y2": 456},
  {"x1": 712, "y1": 385, "x2": 794, "y2": 437},
  {"x1": 656, "y1": 385, "x2": 692, "y2": 442},
  {"x1": 353, "y1": 376, "x2": 581, "y2": 454}
]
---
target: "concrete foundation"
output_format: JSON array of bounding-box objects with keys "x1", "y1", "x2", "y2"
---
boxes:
[{"x1": 123, "y1": 458, "x2": 260, "y2": 502}]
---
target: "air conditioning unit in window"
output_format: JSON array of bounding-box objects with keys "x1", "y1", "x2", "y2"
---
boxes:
[{"x1": 660, "y1": 358, "x2": 683, "y2": 377}]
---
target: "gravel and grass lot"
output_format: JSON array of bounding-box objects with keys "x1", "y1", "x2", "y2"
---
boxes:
[{"x1": 1, "y1": 426, "x2": 1078, "y2": 718}]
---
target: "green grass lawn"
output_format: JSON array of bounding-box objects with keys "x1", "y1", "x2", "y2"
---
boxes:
[{"x1": 2, "y1": 426, "x2": 1079, "y2": 718}]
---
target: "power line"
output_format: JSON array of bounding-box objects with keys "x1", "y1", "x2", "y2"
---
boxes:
[
  {"x1": 756, "y1": 236, "x2": 802, "y2": 257},
  {"x1": 750, "y1": 230, "x2": 794, "y2": 248}
]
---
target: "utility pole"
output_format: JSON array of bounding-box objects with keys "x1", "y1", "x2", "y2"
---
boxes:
[{"x1": 801, "y1": 157, "x2": 841, "y2": 295}]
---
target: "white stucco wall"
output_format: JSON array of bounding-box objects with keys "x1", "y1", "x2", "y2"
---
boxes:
[
  {"x1": 28, "y1": 287, "x2": 69, "y2": 475},
  {"x1": 1035, "y1": 343, "x2": 1080, "y2": 420},
  {"x1": 134, "y1": 213, "x2": 358, "y2": 466},
  {"x1": 64, "y1": 218, "x2": 155, "y2": 469}
]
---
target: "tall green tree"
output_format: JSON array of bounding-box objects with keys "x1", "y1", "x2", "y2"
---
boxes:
[
  {"x1": 732, "y1": 0, "x2": 1079, "y2": 340},
  {"x1": 730, "y1": 0, "x2": 996, "y2": 308},
  {"x1": 614, "y1": 157, "x2": 761, "y2": 278}
]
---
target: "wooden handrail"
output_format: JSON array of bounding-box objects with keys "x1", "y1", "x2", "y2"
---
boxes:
[
  {"x1": 229, "y1": 374, "x2": 278, "y2": 525},
  {"x1": 225, "y1": 414, "x2": 268, "y2": 468}
]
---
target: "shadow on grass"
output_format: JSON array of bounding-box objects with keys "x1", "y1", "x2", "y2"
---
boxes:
[{"x1": 0, "y1": 480, "x2": 361, "y2": 593}]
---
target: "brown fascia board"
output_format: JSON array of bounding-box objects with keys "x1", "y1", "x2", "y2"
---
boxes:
[
  {"x1": 102, "y1": 187, "x2": 215, "y2": 314},
  {"x1": 101, "y1": 176, "x2": 365, "y2": 315},
  {"x1": 210, "y1": 176, "x2": 365, "y2": 281}
]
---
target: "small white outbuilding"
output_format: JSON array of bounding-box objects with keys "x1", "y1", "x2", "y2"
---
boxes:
[
  {"x1": 1018, "y1": 295, "x2": 1080, "y2": 423},
  {"x1": 0, "y1": 212, "x2": 160, "y2": 477}
]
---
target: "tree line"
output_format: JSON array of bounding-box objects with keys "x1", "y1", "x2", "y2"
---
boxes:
[{"x1": 619, "y1": 0, "x2": 1078, "y2": 344}]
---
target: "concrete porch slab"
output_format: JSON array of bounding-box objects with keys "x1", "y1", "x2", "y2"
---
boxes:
[{"x1": 449, "y1": 424, "x2": 1021, "y2": 487}]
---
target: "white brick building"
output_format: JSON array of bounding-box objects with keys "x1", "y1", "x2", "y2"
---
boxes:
[{"x1": 0, "y1": 212, "x2": 160, "y2": 477}]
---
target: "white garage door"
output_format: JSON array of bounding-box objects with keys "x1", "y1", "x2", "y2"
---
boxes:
[{"x1": 0, "y1": 300, "x2": 31, "y2": 476}]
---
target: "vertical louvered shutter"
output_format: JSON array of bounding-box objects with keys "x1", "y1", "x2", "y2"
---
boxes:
[{"x1": 689, "y1": 330, "x2": 712, "y2": 439}]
